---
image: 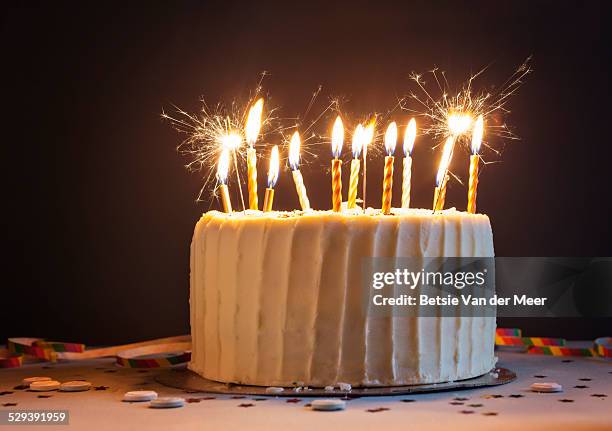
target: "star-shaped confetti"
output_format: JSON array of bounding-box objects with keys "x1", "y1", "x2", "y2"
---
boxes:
[
  {"x1": 533, "y1": 375, "x2": 547, "y2": 378},
  {"x1": 401, "y1": 399, "x2": 416, "y2": 403},
  {"x1": 231, "y1": 395, "x2": 247, "y2": 399},
  {"x1": 578, "y1": 378, "x2": 592, "y2": 381},
  {"x1": 2, "y1": 403, "x2": 17, "y2": 407},
  {"x1": 558, "y1": 399, "x2": 574, "y2": 403},
  {"x1": 561, "y1": 359, "x2": 574, "y2": 363},
  {"x1": 591, "y1": 394, "x2": 607, "y2": 398},
  {"x1": 574, "y1": 385, "x2": 589, "y2": 389},
  {"x1": 450, "y1": 401, "x2": 464, "y2": 405},
  {"x1": 253, "y1": 398, "x2": 267, "y2": 401},
  {"x1": 468, "y1": 403, "x2": 483, "y2": 408},
  {"x1": 509, "y1": 394, "x2": 524, "y2": 398},
  {"x1": 238, "y1": 403, "x2": 254, "y2": 408},
  {"x1": 94, "y1": 386, "x2": 109, "y2": 391},
  {"x1": 459, "y1": 410, "x2": 475, "y2": 414},
  {"x1": 37, "y1": 395, "x2": 52, "y2": 399},
  {"x1": 286, "y1": 398, "x2": 302, "y2": 403},
  {"x1": 0, "y1": 391, "x2": 13, "y2": 396},
  {"x1": 453, "y1": 397, "x2": 470, "y2": 401},
  {"x1": 482, "y1": 412, "x2": 498, "y2": 416}
]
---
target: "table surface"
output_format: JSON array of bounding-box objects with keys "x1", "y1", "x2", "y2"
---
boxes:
[{"x1": 1, "y1": 347, "x2": 610, "y2": 431}]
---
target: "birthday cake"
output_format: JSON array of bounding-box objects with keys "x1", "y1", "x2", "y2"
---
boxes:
[{"x1": 188, "y1": 208, "x2": 496, "y2": 387}]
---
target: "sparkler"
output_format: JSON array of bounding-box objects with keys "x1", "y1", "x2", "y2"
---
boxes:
[
  {"x1": 288, "y1": 131, "x2": 311, "y2": 211},
  {"x1": 263, "y1": 145, "x2": 280, "y2": 212},
  {"x1": 402, "y1": 118, "x2": 417, "y2": 208},
  {"x1": 245, "y1": 98, "x2": 263, "y2": 210},
  {"x1": 362, "y1": 122, "x2": 375, "y2": 210},
  {"x1": 348, "y1": 124, "x2": 364, "y2": 209},
  {"x1": 216, "y1": 148, "x2": 232, "y2": 213},
  {"x1": 221, "y1": 132, "x2": 246, "y2": 211},
  {"x1": 467, "y1": 115, "x2": 484, "y2": 213}
]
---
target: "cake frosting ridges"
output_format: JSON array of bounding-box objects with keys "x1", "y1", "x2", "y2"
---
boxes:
[{"x1": 189, "y1": 209, "x2": 496, "y2": 387}]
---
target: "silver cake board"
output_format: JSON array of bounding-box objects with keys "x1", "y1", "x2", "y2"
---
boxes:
[{"x1": 155, "y1": 367, "x2": 516, "y2": 397}]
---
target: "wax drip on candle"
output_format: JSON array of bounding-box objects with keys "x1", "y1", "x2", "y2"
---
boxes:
[
  {"x1": 331, "y1": 116, "x2": 344, "y2": 212},
  {"x1": 288, "y1": 132, "x2": 311, "y2": 211},
  {"x1": 263, "y1": 145, "x2": 279, "y2": 212},
  {"x1": 382, "y1": 122, "x2": 397, "y2": 214},
  {"x1": 348, "y1": 124, "x2": 364, "y2": 209},
  {"x1": 245, "y1": 98, "x2": 264, "y2": 210},
  {"x1": 401, "y1": 118, "x2": 416, "y2": 209},
  {"x1": 467, "y1": 115, "x2": 484, "y2": 214},
  {"x1": 216, "y1": 148, "x2": 232, "y2": 213}
]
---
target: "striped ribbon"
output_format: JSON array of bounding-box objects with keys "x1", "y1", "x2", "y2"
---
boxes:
[
  {"x1": 495, "y1": 328, "x2": 611, "y2": 358},
  {"x1": 1, "y1": 336, "x2": 191, "y2": 369}
]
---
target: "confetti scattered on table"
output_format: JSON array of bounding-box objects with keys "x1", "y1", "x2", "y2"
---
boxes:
[
  {"x1": 286, "y1": 398, "x2": 301, "y2": 403},
  {"x1": 2, "y1": 402, "x2": 17, "y2": 407},
  {"x1": 453, "y1": 397, "x2": 470, "y2": 401},
  {"x1": 591, "y1": 394, "x2": 607, "y2": 398},
  {"x1": 561, "y1": 359, "x2": 574, "y2": 363},
  {"x1": 509, "y1": 394, "x2": 524, "y2": 398},
  {"x1": 37, "y1": 395, "x2": 52, "y2": 398},
  {"x1": 558, "y1": 399, "x2": 574, "y2": 403},
  {"x1": 459, "y1": 410, "x2": 475, "y2": 414},
  {"x1": 482, "y1": 412, "x2": 499, "y2": 416},
  {"x1": 578, "y1": 378, "x2": 592, "y2": 381},
  {"x1": 253, "y1": 398, "x2": 267, "y2": 401},
  {"x1": 450, "y1": 401, "x2": 464, "y2": 405},
  {"x1": 401, "y1": 399, "x2": 416, "y2": 403},
  {"x1": 238, "y1": 403, "x2": 254, "y2": 408},
  {"x1": 94, "y1": 385, "x2": 109, "y2": 391},
  {"x1": 366, "y1": 407, "x2": 389, "y2": 413},
  {"x1": 231, "y1": 395, "x2": 247, "y2": 399},
  {"x1": 468, "y1": 403, "x2": 483, "y2": 407},
  {"x1": 533, "y1": 375, "x2": 547, "y2": 378},
  {"x1": 0, "y1": 391, "x2": 13, "y2": 396},
  {"x1": 574, "y1": 385, "x2": 589, "y2": 389}
]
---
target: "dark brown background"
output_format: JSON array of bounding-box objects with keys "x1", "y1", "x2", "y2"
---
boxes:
[{"x1": 3, "y1": 1, "x2": 611, "y2": 344}]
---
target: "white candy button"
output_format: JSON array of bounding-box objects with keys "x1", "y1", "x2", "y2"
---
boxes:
[
  {"x1": 311, "y1": 399, "x2": 346, "y2": 411},
  {"x1": 59, "y1": 381, "x2": 92, "y2": 392},
  {"x1": 123, "y1": 390, "x2": 158, "y2": 402},
  {"x1": 29, "y1": 380, "x2": 61, "y2": 391},
  {"x1": 150, "y1": 397, "x2": 185, "y2": 409},
  {"x1": 530, "y1": 382, "x2": 563, "y2": 393},
  {"x1": 265, "y1": 387, "x2": 284, "y2": 394}
]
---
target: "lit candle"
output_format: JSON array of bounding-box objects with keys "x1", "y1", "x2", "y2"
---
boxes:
[
  {"x1": 245, "y1": 98, "x2": 264, "y2": 210},
  {"x1": 402, "y1": 118, "x2": 417, "y2": 208},
  {"x1": 331, "y1": 116, "x2": 344, "y2": 212},
  {"x1": 433, "y1": 136, "x2": 454, "y2": 211},
  {"x1": 221, "y1": 132, "x2": 245, "y2": 211},
  {"x1": 467, "y1": 115, "x2": 484, "y2": 213},
  {"x1": 263, "y1": 145, "x2": 280, "y2": 212},
  {"x1": 361, "y1": 122, "x2": 375, "y2": 210},
  {"x1": 288, "y1": 131, "x2": 311, "y2": 211},
  {"x1": 348, "y1": 124, "x2": 364, "y2": 209},
  {"x1": 381, "y1": 122, "x2": 397, "y2": 215},
  {"x1": 216, "y1": 148, "x2": 232, "y2": 213}
]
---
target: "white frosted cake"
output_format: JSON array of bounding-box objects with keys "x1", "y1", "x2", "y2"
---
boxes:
[{"x1": 189, "y1": 209, "x2": 496, "y2": 387}]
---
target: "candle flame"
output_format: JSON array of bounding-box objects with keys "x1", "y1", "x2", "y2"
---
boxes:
[
  {"x1": 220, "y1": 132, "x2": 242, "y2": 150},
  {"x1": 217, "y1": 148, "x2": 231, "y2": 184},
  {"x1": 352, "y1": 124, "x2": 364, "y2": 159},
  {"x1": 436, "y1": 136, "x2": 454, "y2": 186},
  {"x1": 471, "y1": 115, "x2": 484, "y2": 154},
  {"x1": 447, "y1": 113, "x2": 473, "y2": 136},
  {"x1": 362, "y1": 122, "x2": 375, "y2": 156},
  {"x1": 267, "y1": 145, "x2": 280, "y2": 188},
  {"x1": 384, "y1": 122, "x2": 397, "y2": 156},
  {"x1": 245, "y1": 98, "x2": 264, "y2": 147},
  {"x1": 331, "y1": 116, "x2": 344, "y2": 159},
  {"x1": 404, "y1": 118, "x2": 416, "y2": 156},
  {"x1": 288, "y1": 131, "x2": 301, "y2": 170}
]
